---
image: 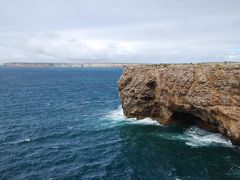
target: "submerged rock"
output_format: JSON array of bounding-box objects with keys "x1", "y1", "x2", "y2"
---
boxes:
[{"x1": 118, "y1": 63, "x2": 240, "y2": 145}]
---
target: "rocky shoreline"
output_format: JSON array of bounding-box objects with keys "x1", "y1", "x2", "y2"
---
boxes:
[{"x1": 118, "y1": 63, "x2": 240, "y2": 145}]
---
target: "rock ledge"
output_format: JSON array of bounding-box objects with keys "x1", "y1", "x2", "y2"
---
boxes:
[{"x1": 118, "y1": 63, "x2": 240, "y2": 145}]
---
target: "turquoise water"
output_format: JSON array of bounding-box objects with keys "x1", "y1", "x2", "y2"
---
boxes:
[{"x1": 1, "y1": 67, "x2": 240, "y2": 179}]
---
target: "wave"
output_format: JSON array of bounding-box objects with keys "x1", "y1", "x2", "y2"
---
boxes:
[
  {"x1": 105, "y1": 106, "x2": 161, "y2": 126},
  {"x1": 105, "y1": 106, "x2": 127, "y2": 121},
  {"x1": 158, "y1": 126, "x2": 232, "y2": 147},
  {"x1": 105, "y1": 106, "x2": 232, "y2": 147},
  {"x1": 8, "y1": 138, "x2": 31, "y2": 145},
  {"x1": 183, "y1": 126, "x2": 232, "y2": 147}
]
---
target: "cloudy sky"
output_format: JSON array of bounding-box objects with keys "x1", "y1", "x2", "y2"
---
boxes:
[{"x1": 0, "y1": 0, "x2": 240, "y2": 64}]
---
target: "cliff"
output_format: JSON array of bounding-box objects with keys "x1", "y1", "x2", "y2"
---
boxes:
[{"x1": 118, "y1": 63, "x2": 240, "y2": 145}]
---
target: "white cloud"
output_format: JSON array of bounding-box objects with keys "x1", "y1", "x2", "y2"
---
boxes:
[
  {"x1": 0, "y1": 0, "x2": 240, "y2": 63},
  {"x1": 26, "y1": 33, "x2": 134, "y2": 61}
]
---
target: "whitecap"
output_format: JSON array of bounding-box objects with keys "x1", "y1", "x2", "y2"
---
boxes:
[
  {"x1": 24, "y1": 138, "x2": 31, "y2": 142},
  {"x1": 156, "y1": 126, "x2": 232, "y2": 147},
  {"x1": 105, "y1": 107, "x2": 232, "y2": 147},
  {"x1": 51, "y1": 146, "x2": 59, "y2": 149},
  {"x1": 183, "y1": 126, "x2": 232, "y2": 147},
  {"x1": 105, "y1": 106, "x2": 127, "y2": 121},
  {"x1": 11, "y1": 138, "x2": 31, "y2": 144},
  {"x1": 130, "y1": 118, "x2": 160, "y2": 126},
  {"x1": 105, "y1": 106, "x2": 161, "y2": 126}
]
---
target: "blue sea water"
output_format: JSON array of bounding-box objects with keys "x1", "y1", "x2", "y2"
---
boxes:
[{"x1": 1, "y1": 67, "x2": 240, "y2": 180}]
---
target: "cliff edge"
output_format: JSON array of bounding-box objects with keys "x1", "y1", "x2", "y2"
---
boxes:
[{"x1": 118, "y1": 63, "x2": 240, "y2": 145}]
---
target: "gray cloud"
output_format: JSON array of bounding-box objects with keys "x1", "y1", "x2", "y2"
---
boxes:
[{"x1": 0, "y1": 0, "x2": 240, "y2": 63}]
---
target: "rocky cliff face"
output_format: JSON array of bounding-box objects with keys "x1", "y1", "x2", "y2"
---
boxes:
[{"x1": 118, "y1": 63, "x2": 240, "y2": 145}]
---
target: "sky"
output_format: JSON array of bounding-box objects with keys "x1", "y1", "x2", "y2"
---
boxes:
[{"x1": 0, "y1": 0, "x2": 240, "y2": 64}]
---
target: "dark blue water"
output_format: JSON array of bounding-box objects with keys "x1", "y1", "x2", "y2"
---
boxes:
[{"x1": 1, "y1": 67, "x2": 240, "y2": 180}]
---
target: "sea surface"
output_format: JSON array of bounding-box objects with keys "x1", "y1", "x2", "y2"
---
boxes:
[{"x1": 1, "y1": 67, "x2": 240, "y2": 180}]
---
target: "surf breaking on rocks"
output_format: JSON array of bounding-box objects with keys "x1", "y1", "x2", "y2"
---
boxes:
[{"x1": 105, "y1": 106, "x2": 232, "y2": 147}]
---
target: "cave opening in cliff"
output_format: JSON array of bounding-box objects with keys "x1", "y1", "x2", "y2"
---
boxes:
[{"x1": 170, "y1": 111, "x2": 202, "y2": 126}]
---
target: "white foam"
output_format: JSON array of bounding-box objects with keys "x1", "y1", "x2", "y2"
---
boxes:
[
  {"x1": 10, "y1": 138, "x2": 31, "y2": 144},
  {"x1": 183, "y1": 126, "x2": 232, "y2": 147},
  {"x1": 105, "y1": 106, "x2": 161, "y2": 126},
  {"x1": 24, "y1": 138, "x2": 31, "y2": 142},
  {"x1": 156, "y1": 126, "x2": 232, "y2": 147},
  {"x1": 105, "y1": 107, "x2": 232, "y2": 147},
  {"x1": 131, "y1": 118, "x2": 160, "y2": 125},
  {"x1": 105, "y1": 106, "x2": 127, "y2": 121},
  {"x1": 51, "y1": 146, "x2": 59, "y2": 149}
]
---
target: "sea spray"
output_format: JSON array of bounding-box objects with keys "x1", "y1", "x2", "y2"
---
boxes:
[
  {"x1": 105, "y1": 106, "x2": 161, "y2": 126},
  {"x1": 106, "y1": 106, "x2": 232, "y2": 147},
  {"x1": 183, "y1": 126, "x2": 232, "y2": 147}
]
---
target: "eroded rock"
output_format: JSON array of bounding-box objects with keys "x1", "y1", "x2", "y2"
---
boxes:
[{"x1": 118, "y1": 63, "x2": 240, "y2": 145}]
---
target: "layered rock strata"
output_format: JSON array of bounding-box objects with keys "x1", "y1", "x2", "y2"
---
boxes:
[{"x1": 118, "y1": 63, "x2": 240, "y2": 145}]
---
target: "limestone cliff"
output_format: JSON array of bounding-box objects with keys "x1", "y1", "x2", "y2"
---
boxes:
[{"x1": 118, "y1": 63, "x2": 240, "y2": 145}]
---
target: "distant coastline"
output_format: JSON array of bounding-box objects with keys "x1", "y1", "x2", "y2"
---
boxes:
[
  {"x1": 3, "y1": 62, "x2": 138, "y2": 68},
  {"x1": 2, "y1": 61, "x2": 239, "y2": 68}
]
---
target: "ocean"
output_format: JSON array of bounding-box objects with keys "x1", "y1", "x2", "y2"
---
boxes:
[{"x1": 0, "y1": 67, "x2": 240, "y2": 179}]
